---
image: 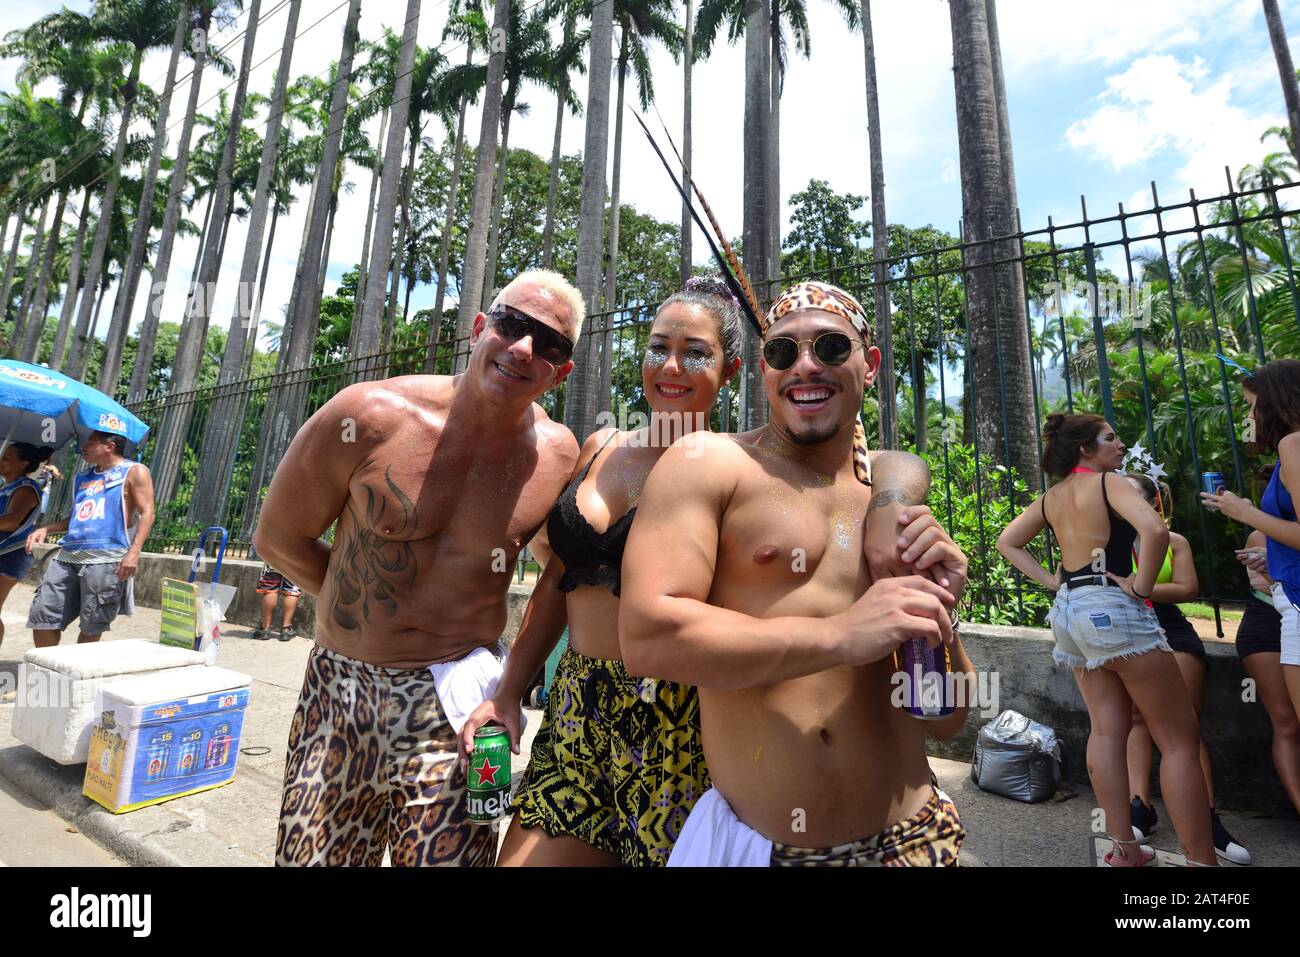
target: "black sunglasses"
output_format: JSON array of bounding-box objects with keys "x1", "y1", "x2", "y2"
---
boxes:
[
  {"x1": 488, "y1": 304, "x2": 574, "y2": 364},
  {"x1": 762, "y1": 332, "x2": 861, "y2": 371}
]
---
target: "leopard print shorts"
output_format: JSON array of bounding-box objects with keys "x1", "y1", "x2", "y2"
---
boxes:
[
  {"x1": 275, "y1": 645, "x2": 496, "y2": 867},
  {"x1": 769, "y1": 787, "x2": 964, "y2": 867}
]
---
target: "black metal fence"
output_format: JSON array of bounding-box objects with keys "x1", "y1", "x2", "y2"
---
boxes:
[{"x1": 42, "y1": 173, "x2": 1300, "y2": 627}]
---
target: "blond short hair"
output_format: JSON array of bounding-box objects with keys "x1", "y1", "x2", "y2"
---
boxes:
[{"x1": 490, "y1": 270, "x2": 586, "y2": 340}]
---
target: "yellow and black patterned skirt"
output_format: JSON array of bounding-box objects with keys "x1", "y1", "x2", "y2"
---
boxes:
[{"x1": 512, "y1": 646, "x2": 710, "y2": 867}]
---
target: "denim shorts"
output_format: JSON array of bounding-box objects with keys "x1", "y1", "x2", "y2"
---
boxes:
[
  {"x1": 1274, "y1": 583, "x2": 1300, "y2": 667},
  {"x1": 1046, "y1": 583, "x2": 1172, "y2": 670}
]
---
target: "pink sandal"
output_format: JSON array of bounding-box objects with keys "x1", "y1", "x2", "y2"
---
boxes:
[{"x1": 1104, "y1": 836, "x2": 1157, "y2": 867}]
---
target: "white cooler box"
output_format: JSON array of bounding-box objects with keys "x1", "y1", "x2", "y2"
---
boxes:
[
  {"x1": 84, "y1": 666, "x2": 252, "y2": 814},
  {"x1": 11, "y1": 639, "x2": 206, "y2": 764}
]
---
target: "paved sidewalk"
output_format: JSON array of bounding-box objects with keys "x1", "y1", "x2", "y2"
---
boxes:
[{"x1": 2, "y1": 581, "x2": 1297, "y2": 866}]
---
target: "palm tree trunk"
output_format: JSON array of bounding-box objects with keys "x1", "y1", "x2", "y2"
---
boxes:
[
  {"x1": 13, "y1": 194, "x2": 52, "y2": 352},
  {"x1": 99, "y1": 1, "x2": 192, "y2": 394},
  {"x1": 279, "y1": 0, "x2": 362, "y2": 373},
  {"x1": 949, "y1": 0, "x2": 1035, "y2": 486},
  {"x1": 481, "y1": 98, "x2": 515, "y2": 310},
  {"x1": 351, "y1": 106, "x2": 389, "y2": 356},
  {"x1": 20, "y1": 191, "x2": 67, "y2": 361},
  {"x1": 680, "y1": 0, "x2": 693, "y2": 285},
  {"x1": 190, "y1": 0, "x2": 303, "y2": 525},
  {"x1": 741, "y1": 0, "x2": 771, "y2": 429},
  {"x1": 1264, "y1": 0, "x2": 1300, "y2": 165},
  {"x1": 50, "y1": 192, "x2": 92, "y2": 370},
  {"x1": 66, "y1": 45, "x2": 144, "y2": 381},
  {"x1": 455, "y1": 0, "x2": 513, "y2": 370},
  {"x1": 768, "y1": 1, "x2": 780, "y2": 295},
  {"x1": 603, "y1": 36, "x2": 629, "y2": 311},
  {"x1": 249, "y1": 0, "x2": 362, "y2": 535},
  {"x1": 157, "y1": 0, "x2": 264, "y2": 507},
  {"x1": 383, "y1": 149, "x2": 416, "y2": 360},
  {"x1": 860, "y1": 0, "x2": 894, "y2": 448},
  {"x1": 984, "y1": 0, "x2": 1018, "y2": 206},
  {"x1": 358, "y1": 0, "x2": 421, "y2": 359},
  {"x1": 242, "y1": 200, "x2": 279, "y2": 377},
  {"x1": 130, "y1": 2, "x2": 211, "y2": 402},
  {"x1": 563, "y1": 0, "x2": 615, "y2": 440},
  {"x1": 542, "y1": 12, "x2": 575, "y2": 272},
  {"x1": 426, "y1": 60, "x2": 471, "y2": 373},
  {"x1": 276, "y1": 174, "x2": 317, "y2": 374},
  {"x1": 317, "y1": 188, "x2": 338, "y2": 310},
  {"x1": 0, "y1": 202, "x2": 28, "y2": 328}
]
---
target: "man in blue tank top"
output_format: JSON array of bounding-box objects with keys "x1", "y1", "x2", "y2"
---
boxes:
[{"x1": 24, "y1": 431, "x2": 156, "y2": 647}]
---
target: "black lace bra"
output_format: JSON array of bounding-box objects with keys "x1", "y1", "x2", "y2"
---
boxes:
[{"x1": 546, "y1": 434, "x2": 638, "y2": 596}]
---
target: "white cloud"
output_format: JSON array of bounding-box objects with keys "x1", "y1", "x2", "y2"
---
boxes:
[{"x1": 1064, "y1": 53, "x2": 1282, "y2": 194}]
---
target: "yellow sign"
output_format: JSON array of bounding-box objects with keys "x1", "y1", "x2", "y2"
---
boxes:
[{"x1": 159, "y1": 578, "x2": 198, "y2": 650}]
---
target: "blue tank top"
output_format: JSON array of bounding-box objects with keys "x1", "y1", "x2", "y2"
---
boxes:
[
  {"x1": 59, "y1": 460, "x2": 137, "y2": 556},
  {"x1": 1262, "y1": 461, "x2": 1300, "y2": 607},
  {"x1": 0, "y1": 476, "x2": 42, "y2": 556}
]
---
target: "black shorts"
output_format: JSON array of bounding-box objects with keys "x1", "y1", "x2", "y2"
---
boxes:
[
  {"x1": 1155, "y1": 603, "x2": 1206, "y2": 662},
  {"x1": 1236, "y1": 594, "x2": 1282, "y2": 660}
]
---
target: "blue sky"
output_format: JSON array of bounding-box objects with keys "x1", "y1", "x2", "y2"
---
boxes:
[{"x1": 2, "y1": 0, "x2": 1298, "y2": 343}]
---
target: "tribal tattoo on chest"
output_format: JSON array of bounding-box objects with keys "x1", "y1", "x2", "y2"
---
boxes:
[{"x1": 328, "y1": 468, "x2": 419, "y2": 632}]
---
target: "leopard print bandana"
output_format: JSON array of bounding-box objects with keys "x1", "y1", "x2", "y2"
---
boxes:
[{"x1": 764, "y1": 281, "x2": 874, "y2": 486}]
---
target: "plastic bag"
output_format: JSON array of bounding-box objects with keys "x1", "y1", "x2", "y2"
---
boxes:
[{"x1": 195, "y1": 582, "x2": 239, "y2": 665}]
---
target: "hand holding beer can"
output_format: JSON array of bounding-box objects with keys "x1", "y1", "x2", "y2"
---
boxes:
[
  {"x1": 1201, "y1": 471, "x2": 1226, "y2": 510},
  {"x1": 467, "y1": 725, "x2": 511, "y2": 824}
]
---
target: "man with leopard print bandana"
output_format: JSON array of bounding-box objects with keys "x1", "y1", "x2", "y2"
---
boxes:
[{"x1": 621, "y1": 281, "x2": 973, "y2": 866}]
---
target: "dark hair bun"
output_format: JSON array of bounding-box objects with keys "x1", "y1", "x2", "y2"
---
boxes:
[{"x1": 1043, "y1": 413, "x2": 1066, "y2": 437}]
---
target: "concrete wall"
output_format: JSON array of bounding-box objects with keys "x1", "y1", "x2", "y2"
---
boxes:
[
  {"x1": 23, "y1": 546, "x2": 533, "y2": 647},
  {"x1": 930, "y1": 623, "x2": 1295, "y2": 819},
  {"x1": 22, "y1": 549, "x2": 1294, "y2": 817}
]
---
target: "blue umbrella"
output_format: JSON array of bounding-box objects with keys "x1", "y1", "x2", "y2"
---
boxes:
[{"x1": 0, "y1": 360, "x2": 150, "y2": 456}]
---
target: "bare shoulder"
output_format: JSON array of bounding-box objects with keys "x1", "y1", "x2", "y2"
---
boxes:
[
  {"x1": 1169, "y1": 530, "x2": 1191, "y2": 550},
  {"x1": 529, "y1": 403, "x2": 580, "y2": 469},
  {"x1": 317, "y1": 376, "x2": 450, "y2": 443},
  {"x1": 653, "y1": 431, "x2": 749, "y2": 496}
]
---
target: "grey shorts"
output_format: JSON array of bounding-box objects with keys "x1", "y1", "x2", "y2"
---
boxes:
[
  {"x1": 1046, "y1": 582, "x2": 1171, "y2": 670},
  {"x1": 26, "y1": 559, "x2": 131, "y2": 634}
]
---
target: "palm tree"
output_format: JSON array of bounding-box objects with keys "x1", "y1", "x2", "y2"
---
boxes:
[
  {"x1": 428, "y1": 9, "x2": 486, "y2": 370},
  {"x1": 680, "y1": 0, "x2": 693, "y2": 285},
  {"x1": 54, "y1": 0, "x2": 186, "y2": 382},
  {"x1": 478, "y1": 1, "x2": 584, "y2": 310},
  {"x1": 97, "y1": 1, "x2": 193, "y2": 390},
  {"x1": 454, "y1": 0, "x2": 515, "y2": 369},
  {"x1": 127, "y1": 0, "x2": 238, "y2": 399},
  {"x1": 154, "y1": 0, "x2": 264, "y2": 506},
  {"x1": 188, "y1": 0, "x2": 303, "y2": 525},
  {"x1": 1264, "y1": 0, "x2": 1300, "y2": 167},
  {"x1": 860, "y1": 0, "x2": 892, "y2": 447},
  {"x1": 542, "y1": 2, "x2": 584, "y2": 272},
  {"x1": 948, "y1": 0, "x2": 1036, "y2": 487},
  {"x1": 562, "y1": 0, "x2": 615, "y2": 439}
]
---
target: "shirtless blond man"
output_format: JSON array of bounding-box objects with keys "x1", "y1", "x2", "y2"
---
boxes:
[
  {"x1": 255, "y1": 270, "x2": 583, "y2": 867},
  {"x1": 621, "y1": 281, "x2": 974, "y2": 866}
]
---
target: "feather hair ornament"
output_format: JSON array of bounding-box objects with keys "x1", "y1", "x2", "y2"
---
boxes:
[{"x1": 632, "y1": 107, "x2": 873, "y2": 487}]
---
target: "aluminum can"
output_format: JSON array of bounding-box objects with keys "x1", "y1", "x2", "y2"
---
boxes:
[
  {"x1": 205, "y1": 734, "x2": 231, "y2": 770},
  {"x1": 1201, "y1": 471, "x2": 1226, "y2": 500},
  {"x1": 177, "y1": 740, "x2": 199, "y2": 776},
  {"x1": 145, "y1": 745, "x2": 169, "y2": 781},
  {"x1": 466, "y1": 725, "x2": 511, "y2": 824},
  {"x1": 897, "y1": 639, "x2": 955, "y2": 720}
]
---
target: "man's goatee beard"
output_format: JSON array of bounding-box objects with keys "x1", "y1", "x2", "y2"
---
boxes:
[{"x1": 789, "y1": 424, "x2": 840, "y2": 447}]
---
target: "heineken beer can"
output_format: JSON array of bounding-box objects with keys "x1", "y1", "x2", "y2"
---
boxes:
[
  {"x1": 898, "y1": 639, "x2": 955, "y2": 720},
  {"x1": 467, "y1": 725, "x2": 511, "y2": 824}
]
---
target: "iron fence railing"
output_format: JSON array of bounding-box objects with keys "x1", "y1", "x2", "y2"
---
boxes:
[{"x1": 38, "y1": 174, "x2": 1300, "y2": 629}]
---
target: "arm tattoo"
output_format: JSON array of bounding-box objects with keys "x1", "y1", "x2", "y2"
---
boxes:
[
  {"x1": 866, "y1": 452, "x2": 932, "y2": 511},
  {"x1": 867, "y1": 488, "x2": 917, "y2": 512},
  {"x1": 328, "y1": 467, "x2": 418, "y2": 632}
]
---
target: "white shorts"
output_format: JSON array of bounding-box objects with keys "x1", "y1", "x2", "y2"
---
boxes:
[{"x1": 1274, "y1": 582, "x2": 1300, "y2": 667}]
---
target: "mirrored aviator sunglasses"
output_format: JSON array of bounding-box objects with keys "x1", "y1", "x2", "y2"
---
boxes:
[
  {"x1": 761, "y1": 332, "x2": 857, "y2": 371},
  {"x1": 489, "y1": 305, "x2": 574, "y2": 364}
]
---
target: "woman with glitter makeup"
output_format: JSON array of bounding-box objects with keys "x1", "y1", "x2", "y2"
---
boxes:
[{"x1": 460, "y1": 277, "x2": 744, "y2": 866}]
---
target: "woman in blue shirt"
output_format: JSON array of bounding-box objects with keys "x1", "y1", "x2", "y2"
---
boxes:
[
  {"x1": 1202, "y1": 359, "x2": 1300, "y2": 731},
  {"x1": 0, "y1": 442, "x2": 54, "y2": 648}
]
